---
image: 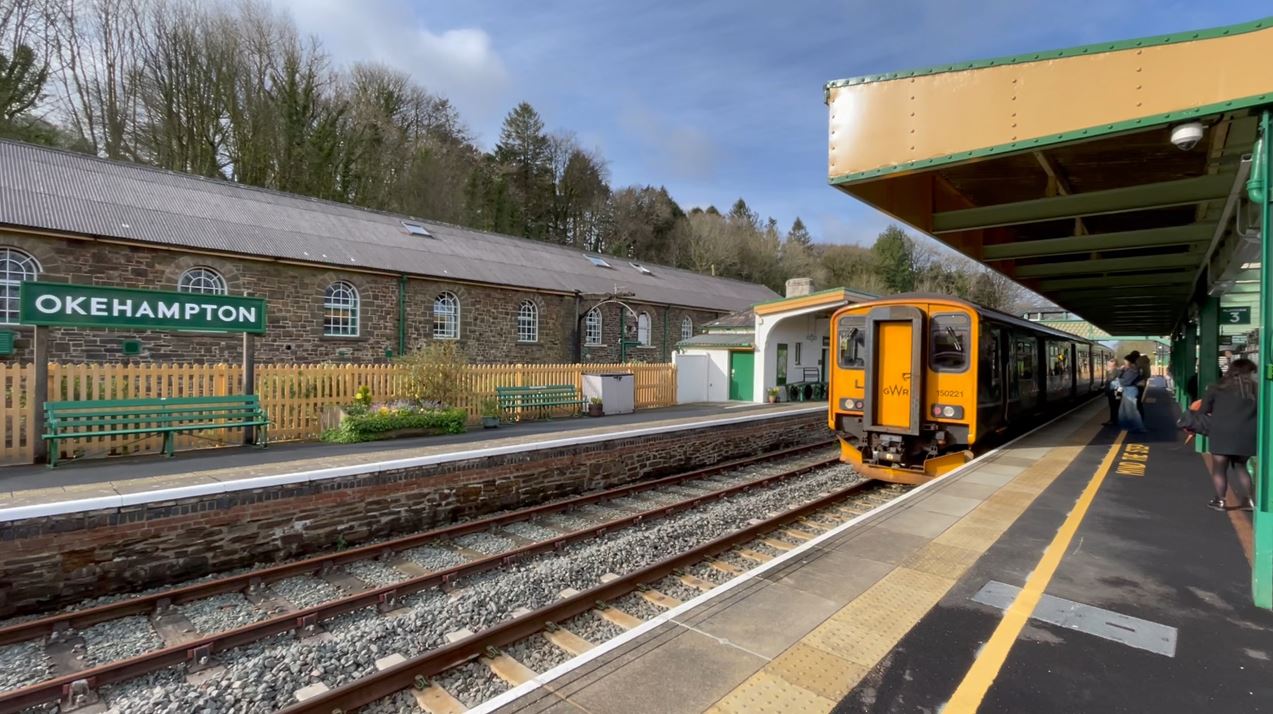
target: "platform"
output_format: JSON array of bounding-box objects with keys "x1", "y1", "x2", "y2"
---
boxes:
[
  {"x1": 0, "y1": 401, "x2": 820, "y2": 518},
  {"x1": 482, "y1": 389, "x2": 1273, "y2": 713}
]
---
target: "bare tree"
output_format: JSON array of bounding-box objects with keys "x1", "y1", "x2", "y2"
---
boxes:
[{"x1": 47, "y1": 0, "x2": 144, "y2": 158}]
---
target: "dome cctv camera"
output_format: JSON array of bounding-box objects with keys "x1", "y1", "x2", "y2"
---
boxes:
[{"x1": 1170, "y1": 122, "x2": 1204, "y2": 151}]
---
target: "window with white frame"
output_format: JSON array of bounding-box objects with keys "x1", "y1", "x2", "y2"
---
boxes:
[
  {"x1": 585, "y1": 308, "x2": 602, "y2": 345},
  {"x1": 680, "y1": 316, "x2": 693, "y2": 341},
  {"x1": 517, "y1": 300, "x2": 538, "y2": 342},
  {"x1": 637, "y1": 312, "x2": 651, "y2": 346},
  {"x1": 178, "y1": 266, "x2": 227, "y2": 295},
  {"x1": 0, "y1": 248, "x2": 39, "y2": 325},
  {"x1": 433, "y1": 292, "x2": 460, "y2": 339},
  {"x1": 323, "y1": 281, "x2": 359, "y2": 336}
]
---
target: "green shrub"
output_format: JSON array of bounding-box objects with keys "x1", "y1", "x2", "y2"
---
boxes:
[
  {"x1": 322, "y1": 406, "x2": 467, "y2": 443},
  {"x1": 398, "y1": 342, "x2": 467, "y2": 408}
]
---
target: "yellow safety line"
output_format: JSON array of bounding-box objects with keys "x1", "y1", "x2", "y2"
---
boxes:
[{"x1": 944, "y1": 430, "x2": 1127, "y2": 713}]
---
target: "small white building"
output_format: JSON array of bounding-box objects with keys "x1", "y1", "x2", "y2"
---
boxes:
[{"x1": 675, "y1": 279, "x2": 875, "y2": 403}]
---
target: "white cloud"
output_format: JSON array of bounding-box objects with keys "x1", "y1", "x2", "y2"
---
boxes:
[
  {"x1": 618, "y1": 102, "x2": 720, "y2": 182},
  {"x1": 272, "y1": 0, "x2": 509, "y2": 131}
]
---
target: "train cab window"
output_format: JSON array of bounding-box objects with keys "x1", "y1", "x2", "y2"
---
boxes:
[
  {"x1": 930, "y1": 313, "x2": 970, "y2": 372},
  {"x1": 837, "y1": 316, "x2": 866, "y2": 368}
]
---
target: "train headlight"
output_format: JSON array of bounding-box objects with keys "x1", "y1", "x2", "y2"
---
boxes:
[{"x1": 930, "y1": 404, "x2": 965, "y2": 419}]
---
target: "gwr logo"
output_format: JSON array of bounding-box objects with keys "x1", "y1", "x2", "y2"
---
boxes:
[{"x1": 881, "y1": 384, "x2": 910, "y2": 397}]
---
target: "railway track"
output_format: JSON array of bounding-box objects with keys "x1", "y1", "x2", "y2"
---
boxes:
[
  {"x1": 0, "y1": 442, "x2": 845, "y2": 713},
  {"x1": 283, "y1": 478, "x2": 900, "y2": 714}
]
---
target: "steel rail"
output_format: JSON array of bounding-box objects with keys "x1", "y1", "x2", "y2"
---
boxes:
[
  {"x1": 280, "y1": 479, "x2": 881, "y2": 714},
  {"x1": 0, "y1": 440, "x2": 832, "y2": 647},
  {"x1": 0, "y1": 449, "x2": 839, "y2": 712}
]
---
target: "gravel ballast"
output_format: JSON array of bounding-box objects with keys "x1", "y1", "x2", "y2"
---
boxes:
[
  {"x1": 82, "y1": 616, "x2": 164, "y2": 666},
  {"x1": 93, "y1": 461, "x2": 865, "y2": 713},
  {"x1": 0, "y1": 639, "x2": 50, "y2": 692},
  {"x1": 434, "y1": 660, "x2": 509, "y2": 708},
  {"x1": 179, "y1": 594, "x2": 267, "y2": 635},
  {"x1": 269, "y1": 575, "x2": 344, "y2": 609}
]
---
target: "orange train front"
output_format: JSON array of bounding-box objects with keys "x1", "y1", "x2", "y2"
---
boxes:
[{"x1": 828, "y1": 294, "x2": 1111, "y2": 484}]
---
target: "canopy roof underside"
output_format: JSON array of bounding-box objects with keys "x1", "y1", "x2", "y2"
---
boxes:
[{"x1": 826, "y1": 17, "x2": 1273, "y2": 336}]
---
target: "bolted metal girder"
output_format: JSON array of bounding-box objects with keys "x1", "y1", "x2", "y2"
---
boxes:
[
  {"x1": 933, "y1": 173, "x2": 1234, "y2": 233},
  {"x1": 982, "y1": 222, "x2": 1215, "y2": 261}
]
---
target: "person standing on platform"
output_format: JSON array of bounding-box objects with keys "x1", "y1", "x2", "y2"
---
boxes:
[
  {"x1": 1102, "y1": 357, "x2": 1122, "y2": 427},
  {"x1": 1201, "y1": 358, "x2": 1258, "y2": 512},
  {"x1": 1136, "y1": 352, "x2": 1152, "y2": 417},
  {"x1": 1116, "y1": 354, "x2": 1144, "y2": 433}
]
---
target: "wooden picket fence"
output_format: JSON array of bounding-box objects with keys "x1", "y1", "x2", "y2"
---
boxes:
[{"x1": 0, "y1": 362, "x2": 677, "y2": 466}]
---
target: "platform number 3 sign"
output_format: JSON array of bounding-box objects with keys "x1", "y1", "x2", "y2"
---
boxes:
[{"x1": 1221, "y1": 306, "x2": 1251, "y2": 325}]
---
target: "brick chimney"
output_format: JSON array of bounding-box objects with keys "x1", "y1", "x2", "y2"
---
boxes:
[{"x1": 785, "y1": 277, "x2": 814, "y2": 298}]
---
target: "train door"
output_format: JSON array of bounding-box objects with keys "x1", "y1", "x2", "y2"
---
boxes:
[
  {"x1": 1069, "y1": 343, "x2": 1079, "y2": 399},
  {"x1": 864, "y1": 306, "x2": 923, "y2": 436},
  {"x1": 1014, "y1": 334, "x2": 1040, "y2": 413},
  {"x1": 978, "y1": 324, "x2": 1007, "y2": 433}
]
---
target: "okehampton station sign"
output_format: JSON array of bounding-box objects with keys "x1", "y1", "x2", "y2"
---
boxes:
[{"x1": 19, "y1": 282, "x2": 267, "y2": 333}]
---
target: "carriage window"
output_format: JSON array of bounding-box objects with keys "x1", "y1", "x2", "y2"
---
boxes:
[
  {"x1": 1047, "y1": 341, "x2": 1069, "y2": 377},
  {"x1": 930, "y1": 313, "x2": 970, "y2": 372},
  {"x1": 837, "y1": 316, "x2": 866, "y2": 368},
  {"x1": 979, "y1": 328, "x2": 1003, "y2": 403},
  {"x1": 1016, "y1": 339, "x2": 1034, "y2": 380}
]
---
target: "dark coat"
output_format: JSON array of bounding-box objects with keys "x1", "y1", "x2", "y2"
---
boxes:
[{"x1": 1202, "y1": 383, "x2": 1258, "y2": 457}]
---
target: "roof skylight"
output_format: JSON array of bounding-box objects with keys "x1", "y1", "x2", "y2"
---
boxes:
[
  {"x1": 402, "y1": 220, "x2": 433, "y2": 237},
  {"x1": 584, "y1": 254, "x2": 613, "y2": 269},
  {"x1": 630, "y1": 262, "x2": 654, "y2": 275}
]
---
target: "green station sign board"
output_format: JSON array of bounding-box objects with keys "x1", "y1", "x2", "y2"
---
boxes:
[
  {"x1": 1221, "y1": 306, "x2": 1252, "y2": 325},
  {"x1": 19, "y1": 282, "x2": 267, "y2": 333}
]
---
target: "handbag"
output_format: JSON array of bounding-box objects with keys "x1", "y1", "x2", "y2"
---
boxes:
[{"x1": 1177, "y1": 408, "x2": 1210, "y2": 436}]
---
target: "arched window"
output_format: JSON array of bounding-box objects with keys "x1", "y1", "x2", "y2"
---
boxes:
[
  {"x1": 637, "y1": 312, "x2": 651, "y2": 346},
  {"x1": 433, "y1": 292, "x2": 460, "y2": 339},
  {"x1": 0, "y1": 248, "x2": 39, "y2": 325},
  {"x1": 681, "y1": 316, "x2": 693, "y2": 341},
  {"x1": 323, "y1": 281, "x2": 359, "y2": 337},
  {"x1": 517, "y1": 300, "x2": 538, "y2": 343},
  {"x1": 178, "y1": 266, "x2": 227, "y2": 295},
  {"x1": 585, "y1": 308, "x2": 602, "y2": 345}
]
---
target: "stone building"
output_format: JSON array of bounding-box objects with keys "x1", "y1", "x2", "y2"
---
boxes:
[{"x1": 0, "y1": 141, "x2": 776, "y2": 364}]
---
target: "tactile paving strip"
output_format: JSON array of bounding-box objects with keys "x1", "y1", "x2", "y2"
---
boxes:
[
  {"x1": 763, "y1": 642, "x2": 866, "y2": 701},
  {"x1": 710, "y1": 670, "x2": 837, "y2": 713}
]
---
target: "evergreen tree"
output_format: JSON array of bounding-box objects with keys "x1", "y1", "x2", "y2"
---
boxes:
[
  {"x1": 871, "y1": 225, "x2": 917, "y2": 293},
  {"x1": 786, "y1": 217, "x2": 813, "y2": 248},
  {"x1": 0, "y1": 44, "x2": 47, "y2": 130},
  {"x1": 493, "y1": 101, "x2": 553, "y2": 240}
]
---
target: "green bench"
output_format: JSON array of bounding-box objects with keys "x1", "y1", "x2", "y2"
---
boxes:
[
  {"x1": 495, "y1": 385, "x2": 584, "y2": 421},
  {"x1": 43, "y1": 395, "x2": 269, "y2": 467}
]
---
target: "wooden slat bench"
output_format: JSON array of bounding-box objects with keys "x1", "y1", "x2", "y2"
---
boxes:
[
  {"x1": 495, "y1": 385, "x2": 584, "y2": 421},
  {"x1": 43, "y1": 395, "x2": 269, "y2": 467}
]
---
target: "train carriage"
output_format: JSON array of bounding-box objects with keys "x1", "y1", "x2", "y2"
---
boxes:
[{"x1": 828, "y1": 294, "x2": 1111, "y2": 484}]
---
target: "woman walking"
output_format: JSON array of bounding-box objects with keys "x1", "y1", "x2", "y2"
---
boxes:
[{"x1": 1201, "y1": 358, "x2": 1258, "y2": 511}]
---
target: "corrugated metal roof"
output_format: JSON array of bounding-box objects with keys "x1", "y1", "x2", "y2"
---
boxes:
[
  {"x1": 677, "y1": 333, "x2": 755, "y2": 349},
  {"x1": 702, "y1": 309, "x2": 755, "y2": 329},
  {"x1": 0, "y1": 140, "x2": 779, "y2": 312}
]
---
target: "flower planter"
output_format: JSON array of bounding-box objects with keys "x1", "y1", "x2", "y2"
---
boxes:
[
  {"x1": 587, "y1": 404, "x2": 604, "y2": 417},
  {"x1": 482, "y1": 416, "x2": 499, "y2": 429}
]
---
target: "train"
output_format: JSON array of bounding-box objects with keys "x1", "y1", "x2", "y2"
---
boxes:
[{"x1": 827, "y1": 293, "x2": 1112, "y2": 484}]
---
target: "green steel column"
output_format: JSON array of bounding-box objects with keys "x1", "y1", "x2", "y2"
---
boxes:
[
  {"x1": 1255, "y1": 109, "x2": 1272, "y2": 609},
  {"x1": 1198, "y1": 300, "x2": 1220, "y2": 455}
]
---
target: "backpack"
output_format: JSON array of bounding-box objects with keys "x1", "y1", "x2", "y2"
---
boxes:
[{"x1": 1177, "y1": 407, "x2": 1210, "y2": 436}]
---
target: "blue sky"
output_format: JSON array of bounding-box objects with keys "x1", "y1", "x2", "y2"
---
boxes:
[{"x1": 280, "y1": 0, "x2": 1266, "y2": 246}]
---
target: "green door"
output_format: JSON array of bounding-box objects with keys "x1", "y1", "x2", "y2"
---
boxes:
[{"x1": 729, "y1": 351, "x2": 755, "y2": 401}]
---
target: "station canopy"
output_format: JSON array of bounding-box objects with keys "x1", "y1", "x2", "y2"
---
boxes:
[{"x1": 825, "y1": 18, "x2": 1273, "y2": 336}]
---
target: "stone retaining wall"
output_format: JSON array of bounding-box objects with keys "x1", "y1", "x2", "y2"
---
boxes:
[{"x1": 0, "y1": 412, "x2": 828, "y2": 616}]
